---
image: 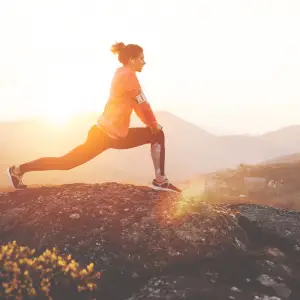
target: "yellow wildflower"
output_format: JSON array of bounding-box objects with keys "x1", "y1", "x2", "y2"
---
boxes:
[{"x1": 87, "y1": 263, "x2": 94, "y2": 272}]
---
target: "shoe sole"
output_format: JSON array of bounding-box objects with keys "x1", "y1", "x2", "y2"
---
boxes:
[
  {"x1": 6, "y1": 167, "x2": 16, "y2": 188},
  {"x1": 151, "y1": 184, "x2": 181, "y2": 194}
]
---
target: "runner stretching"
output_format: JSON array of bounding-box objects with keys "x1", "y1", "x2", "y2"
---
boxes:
[{"x1": 7, "y1": 42, "x2": 181, "y2": 193}]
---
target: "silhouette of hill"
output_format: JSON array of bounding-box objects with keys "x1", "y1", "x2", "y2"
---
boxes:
[
  {"x1": 260, "y1": 125, "x2": 300, "y2": 156},
  {"x1": 1, "y1": 183, "x2": 300, "y2": 299},
  {"x1": 1, "y1": 111, "x2": 300, "y2": 188},
  {"x1": 262, "y1": 125, "x2": 300, "y2": 144}
]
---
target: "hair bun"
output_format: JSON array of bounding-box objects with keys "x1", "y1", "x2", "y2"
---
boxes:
[{"x1": 111, "y1": 42, "x2": 126, "y2": 55}]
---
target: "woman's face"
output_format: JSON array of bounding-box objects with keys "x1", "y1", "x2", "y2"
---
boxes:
[{"x1": 131, "y1": 52, "x2": 146, "y2": 72}]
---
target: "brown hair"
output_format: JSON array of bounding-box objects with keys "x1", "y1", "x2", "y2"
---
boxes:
[{"x1": 111, "y1": 42, "x2": 143, "y2": 65}]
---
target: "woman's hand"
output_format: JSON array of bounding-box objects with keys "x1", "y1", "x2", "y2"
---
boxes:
[{"x1": 150, "y1": 123, "x2": 163, "y2": 134}]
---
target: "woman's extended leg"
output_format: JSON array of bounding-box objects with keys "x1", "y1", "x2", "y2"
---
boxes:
[{"x1": 7, "y1": 125, "x2": 108, "y2": 188}]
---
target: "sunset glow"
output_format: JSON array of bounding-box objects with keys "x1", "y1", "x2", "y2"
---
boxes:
[
  {"x1": 1, "y1": 1, "x2": 300, "y2": 134},
  {"x1": 43, "y1": 110, "x2": 73, "y2": 127}
]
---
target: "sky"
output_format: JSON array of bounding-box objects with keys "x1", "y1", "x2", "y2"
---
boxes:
[{"x1": 1, "y1": 0, "x2": 300, "y2": 135}]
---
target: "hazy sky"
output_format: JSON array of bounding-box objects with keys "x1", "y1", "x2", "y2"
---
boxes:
[{"x1": 1, "y1": 0, "x2": 300, "y2": 134}]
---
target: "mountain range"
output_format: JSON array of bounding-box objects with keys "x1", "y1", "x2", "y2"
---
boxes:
[{"x1": 1, "y1": 111, "x2": 300, "y2": 188}]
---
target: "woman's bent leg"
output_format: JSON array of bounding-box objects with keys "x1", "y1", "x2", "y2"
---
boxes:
[{"x1": 109, "y1": 127, "x2": 167, "y2": 182}]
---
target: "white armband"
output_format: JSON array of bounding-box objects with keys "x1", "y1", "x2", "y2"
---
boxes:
[{"x1": 135, "y1": 91, "x2": 149, "y2": 104}]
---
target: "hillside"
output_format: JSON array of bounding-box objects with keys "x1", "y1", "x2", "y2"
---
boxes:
[
  {"x1": 264, "y1": 152, "x2": 300, "y2": 164},
  {"x1": 186, "y1": 159, "x2": 300, "y2": 213},
  {"x1": 1, "y1": 112, "x2": 300, "y2": 187},
  {"x1": 1, "y1": 183, "x2": 300, "y2": 299}
]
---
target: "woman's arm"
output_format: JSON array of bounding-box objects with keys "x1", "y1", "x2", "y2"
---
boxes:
[
  {"x1": 133, "y1": 91, "x2": 158, "y2": 128},
  {"x1": 121, "y1": 70, "x2": 158, "y2": 128}
]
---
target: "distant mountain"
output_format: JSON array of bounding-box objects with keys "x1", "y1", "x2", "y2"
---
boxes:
[
  {"x1": 1, "y1": 111, "x2": 300, "y2": 188},
  {"x1": 260, "y1": 125, "x2": 300, "y2": 154}
]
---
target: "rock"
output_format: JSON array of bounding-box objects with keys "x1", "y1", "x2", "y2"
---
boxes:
[
  {"x1": 257, "y1": 275, "x2": 291, "y2": 299},
  {"x1": 254, "y1": 296, "x2": 282, "y2": 300},
  {"x1": 1, "y1": 183, "x2": 300, "y2": 299},
  {"x1": 69, "y1": 213, "x2": 80, "y2": 219},
  {"x1": 272, "y1": 283, "x2": 291, "y2": 299},
  {"x1": 231, "y1": 287, "x2": 242, "y2": 292},
  {"x1": 268, "y1": 248, "x2": 285, "y2": 258},
  {"x1": 234, "y1": 204, "x2": 300, "y2": 245}
]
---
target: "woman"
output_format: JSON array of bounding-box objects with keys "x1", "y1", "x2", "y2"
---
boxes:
[{"x1": 7, "y1": 42, "x2": 181, "y2": 193}]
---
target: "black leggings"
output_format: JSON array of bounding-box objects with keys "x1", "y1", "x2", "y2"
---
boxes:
[{"x1": 20, "y1": 125, "x2": 165, "y2": 176}]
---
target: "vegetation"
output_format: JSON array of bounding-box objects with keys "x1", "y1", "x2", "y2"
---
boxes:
[{"x1": 0, "y1": 241, "x2": 101, "y2": 299}]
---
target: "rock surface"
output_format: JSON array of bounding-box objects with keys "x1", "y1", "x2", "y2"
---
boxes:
[{"x1": 0, "y1": 183, "x2": 300, "y2": 299}]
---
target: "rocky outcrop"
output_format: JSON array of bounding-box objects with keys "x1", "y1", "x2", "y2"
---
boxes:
[{"x1": 1, "y1": 183, "x2": 300, "y2": 299}]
